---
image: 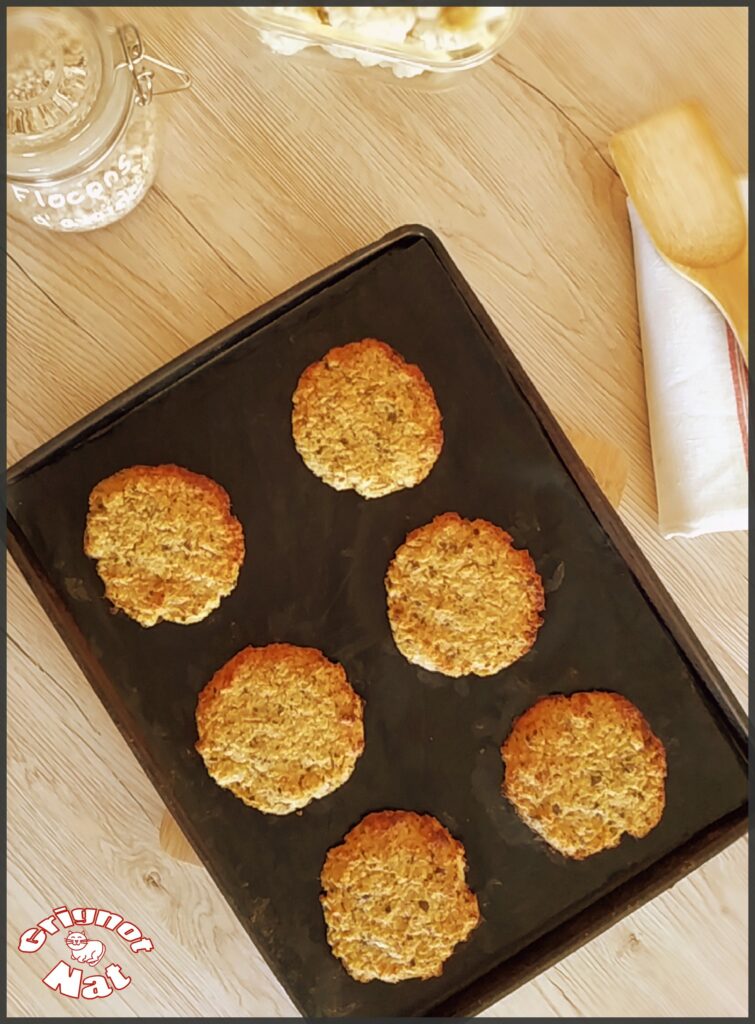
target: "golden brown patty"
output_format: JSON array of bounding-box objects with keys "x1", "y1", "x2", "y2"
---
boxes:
[
  {"x1": 502, "y1": 691, "x2": 667, "y2": 860},
  {"x1": 84, "y1": 464, "x2": 244, "y2": 627},
  {"x1": 195, "y1": 644, "x2": 364, "y2": 815},
  {"x1": 385, "y1": 512, "x2": 544, "y2": 677},
  {"x1": 291, "y1": 338, "x2": 443, "y2": 499},
  {"x1": 320, "y1": 810, "x2": 479, "y2": 982}
]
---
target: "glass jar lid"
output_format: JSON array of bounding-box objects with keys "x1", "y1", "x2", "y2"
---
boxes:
[
  {"x1": 7, "y1": 7, "x2": 191, "y2": 185},
  {"x1": 7, "y1": 6, "x2": 132, "y2": 183},
  {"x1": 7, "y1": 6, "x2": 104, "y2": 144}
]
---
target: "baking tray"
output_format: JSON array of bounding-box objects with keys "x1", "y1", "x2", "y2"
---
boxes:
[{"x1": 7, "y1": 226, "x2": 748, "y2": 1018}]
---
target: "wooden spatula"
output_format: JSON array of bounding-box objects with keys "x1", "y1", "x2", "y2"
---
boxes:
[{"x1": 610, "y1": 101, "x2": 748, "y2": 365}]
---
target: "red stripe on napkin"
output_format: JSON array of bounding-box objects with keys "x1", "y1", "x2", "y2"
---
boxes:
[{"x1": 726, "y1": 324, "x2": 749, "y2": 468}]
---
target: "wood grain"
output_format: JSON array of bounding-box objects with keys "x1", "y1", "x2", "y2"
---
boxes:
[
  {"x1": 562, "y1": 430, "x2": 629, "y2": 510},
  {"x1": 7, "y1": 6, "x2": 747, "y2": 1018}
]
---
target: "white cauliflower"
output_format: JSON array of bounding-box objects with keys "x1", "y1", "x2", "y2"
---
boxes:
[
  {"x1": 254, "y1": 6, "x2": 515, "y2": 77},
  {"x1": 324, "y1": 7, "x2": 417, "y2": 44}
]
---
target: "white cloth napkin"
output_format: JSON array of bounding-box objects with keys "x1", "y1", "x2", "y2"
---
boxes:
[{"x1": 626, "y1": 179, "x2": 749, "y2": 539}]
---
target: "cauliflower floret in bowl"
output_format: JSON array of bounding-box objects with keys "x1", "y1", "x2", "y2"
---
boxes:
[{"x1": 241, "y1": 6, "x2": 521, "y2": 81}]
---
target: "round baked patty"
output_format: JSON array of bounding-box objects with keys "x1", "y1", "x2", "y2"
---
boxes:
[
  {"x1": 502, "y1": 691, "x2": 667, "y2": 859},
  {"x1": 291, "y1": 338, "x2": 443, "y2": 499},
  {"x1": 84, "y1": 464, "x2": 244, "y2": 627},
  {"x1": 385, "y1": 512, "x2": 544, "y2": 677},
  {"x1": 195, "y1": 644, "x2": 364, "y2": 814},
  {"x1": 320, "y1": 810, "x2": 480, "y2": 982}
]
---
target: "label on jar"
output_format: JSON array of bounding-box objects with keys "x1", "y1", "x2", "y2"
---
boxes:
[{"x1": 9, "y1": 105, "x2": 158, "y2": 232}]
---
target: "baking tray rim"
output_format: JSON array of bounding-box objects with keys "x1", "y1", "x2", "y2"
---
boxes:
[{"x1": 7, "y1": 223, "x2": 749, "y2": 1018}]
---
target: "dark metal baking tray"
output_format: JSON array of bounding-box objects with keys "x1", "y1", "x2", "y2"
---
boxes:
[{"x1": 8, "y1": 226, "x2": 748, "y2": 1018}]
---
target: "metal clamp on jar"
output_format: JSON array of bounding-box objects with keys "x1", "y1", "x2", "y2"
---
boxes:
[{"x1": 7, "y1": 6, "x2": 191, "y2": 232}]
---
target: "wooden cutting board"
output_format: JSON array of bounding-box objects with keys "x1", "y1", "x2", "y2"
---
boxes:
[{"x1": 158, "y1": 430, "x2": 629, "y2": 865}]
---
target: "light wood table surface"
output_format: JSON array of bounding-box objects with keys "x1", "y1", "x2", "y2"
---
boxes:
[{"x1": 7, "y1": 6, "x2": 748, "y2": 1018}]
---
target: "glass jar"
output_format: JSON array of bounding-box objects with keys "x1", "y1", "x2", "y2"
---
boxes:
[
  {"x1": 237, "y1": 6, "x2": 522, "y2": 84},
  {"x1": 7, "y1": 6, "x2": 190, "y2": 232}
]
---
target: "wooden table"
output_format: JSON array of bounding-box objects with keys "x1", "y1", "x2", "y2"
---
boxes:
[{"x1": 7, "y1": 6, "x2": 748, "y2": 1017}]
